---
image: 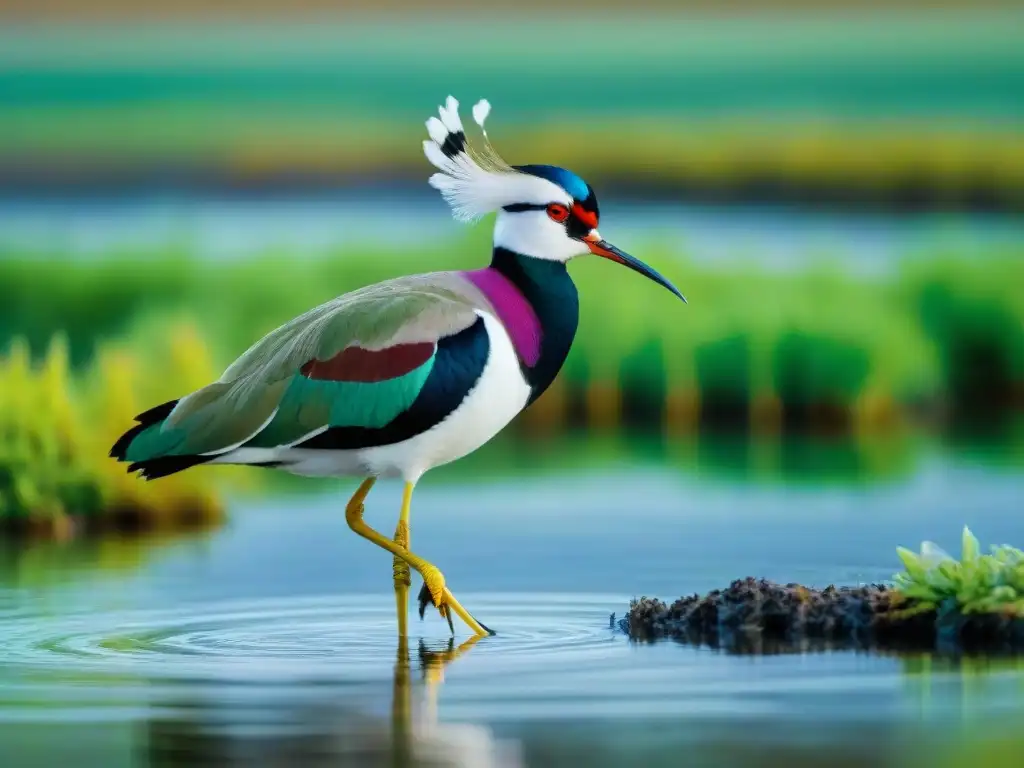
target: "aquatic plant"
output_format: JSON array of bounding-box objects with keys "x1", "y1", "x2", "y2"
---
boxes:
[
  {"x1": 0, "y1": 322, "x2": 226, "y2": 536},
  {"x1": 893, "y1": 526, "x2": 1024, "y2": 618}
]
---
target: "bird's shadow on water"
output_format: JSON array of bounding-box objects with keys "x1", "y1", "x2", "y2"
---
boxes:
[{"x1": 139, "y1": 634, "x2": 524, "y2": 768}]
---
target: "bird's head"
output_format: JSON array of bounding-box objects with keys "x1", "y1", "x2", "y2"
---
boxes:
[{"x1": 424, "y1": 96, "x2": 685, "y2": 302}]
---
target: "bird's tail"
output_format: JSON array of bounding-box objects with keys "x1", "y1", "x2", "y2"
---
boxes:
[{"x1": 109, "y1": 399, "x2": 214, "y2": 480}]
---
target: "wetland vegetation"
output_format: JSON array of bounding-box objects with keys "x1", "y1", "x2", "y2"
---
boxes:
[
  {"x1": 1, "y1": 235, "x2": 1021, "y2": 532},
  {"x1": 0, "y1": 322, "x2": 226, "y2": 536},
  {"x1": 4, "y1": 238, "x2": 1021, "y2": 423}
]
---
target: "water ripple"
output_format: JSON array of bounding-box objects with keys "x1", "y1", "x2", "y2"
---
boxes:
[
  {"x1": 3, "y1": 590, "x2": 1022, "y2": 730},
  {"x1": 0, "y1": 593, "x2": 622, "y2": 683}
]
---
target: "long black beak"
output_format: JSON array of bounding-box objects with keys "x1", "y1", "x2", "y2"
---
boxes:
[{"x1": 584, "y1": 232, "x2": 687, "y2": 303}]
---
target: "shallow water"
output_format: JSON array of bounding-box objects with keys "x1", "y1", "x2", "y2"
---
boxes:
[
  {"x1": 1, "y1": 437, "x2": 1024, "y2": 765},
  {"x1": 2, "y1": 190, "x2": 1022, "y2": 274}
]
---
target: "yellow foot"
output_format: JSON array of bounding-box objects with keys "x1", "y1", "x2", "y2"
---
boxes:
[
  {"x1": 416, "y1": 576, "x2": 494, "y2": 638},
  {"x1": 417, "y1": 563, "x2": 454, "y2": 634}
]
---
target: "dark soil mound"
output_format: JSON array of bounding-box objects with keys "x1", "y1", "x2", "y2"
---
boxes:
[{"x1": 620, "y1": 577, "x2": 1024, "y2": 655}]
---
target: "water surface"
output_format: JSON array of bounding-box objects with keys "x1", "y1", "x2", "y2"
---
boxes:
[
  {"x1": 2, "y1": 190, "x2": 1022, "y2": 274},
  {"x1": 1, "y1": 437, "x2": 1023, "y2": 766}
]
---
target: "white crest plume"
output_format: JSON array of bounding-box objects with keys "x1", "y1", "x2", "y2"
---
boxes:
[{"x1": 423, "y1": 95, "x2": 569, "y2": 223}]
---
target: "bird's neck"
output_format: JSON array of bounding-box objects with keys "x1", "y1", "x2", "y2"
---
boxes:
[{"x1": 489, "y1": 247, "x2": 579, "y2": 403}]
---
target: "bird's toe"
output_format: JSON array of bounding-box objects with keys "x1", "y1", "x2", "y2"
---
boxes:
[
  {"x1": 417, "y1": 582, "x2": 433, "y2": 619},
  {"x1": 417, "y1": 581, "x2": 456, "y2": 635}
]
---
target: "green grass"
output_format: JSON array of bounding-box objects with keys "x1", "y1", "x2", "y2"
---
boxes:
[
  {"x1": 894, "y1": 526, "x2": 1024, "y2": 617},
  {"x1": 1, "y1": 236, "x2": 1021, "y2": 432}
]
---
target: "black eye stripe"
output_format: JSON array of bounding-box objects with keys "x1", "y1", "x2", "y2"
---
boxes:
[{"x1": 502, "y1": 203, "x2": 549, "y2": 213}]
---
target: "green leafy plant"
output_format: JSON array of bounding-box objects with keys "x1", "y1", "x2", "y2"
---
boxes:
[
  {"x1": 893, "y1": 526, "x2": 1024, "y2": 617},
  {"x1": 0, "y1": 322, "x2": 231, "y2": 535}
]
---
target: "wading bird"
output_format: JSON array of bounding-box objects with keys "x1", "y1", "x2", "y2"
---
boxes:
[{"x1": 111, "y1": 96, "x2": 685, "y2": 638}]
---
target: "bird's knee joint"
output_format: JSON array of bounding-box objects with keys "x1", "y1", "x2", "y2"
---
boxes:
[
  {"x1": 344, "y1": 478, "x2": 376, "y2": 528},
  {"x1": 344, "y1": 502, "x2": 364, "y2": 528}
]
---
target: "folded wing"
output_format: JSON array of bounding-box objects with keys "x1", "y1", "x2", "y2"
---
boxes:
[{"x1": 119, "y1": 274, "x2": 485, "y2": 463}]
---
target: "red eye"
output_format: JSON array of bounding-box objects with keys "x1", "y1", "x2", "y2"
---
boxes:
[{"x1": 546, "y1": 204, "x2": 569, "y2": 223}]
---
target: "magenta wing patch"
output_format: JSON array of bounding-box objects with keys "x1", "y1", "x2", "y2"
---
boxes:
[{"x1": 462, "y1": 268, "x2": 542, "y2": 367}]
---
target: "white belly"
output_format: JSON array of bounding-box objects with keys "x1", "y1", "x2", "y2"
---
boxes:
[{"x1": 219, "y1": 312, "x2": 531, "y2": 482}]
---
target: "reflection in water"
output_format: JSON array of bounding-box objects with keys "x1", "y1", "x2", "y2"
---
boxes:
[
  {"x1": 0, "y1": 435, "x2": 1021, "y2": 766},
  {"x1": 141, "y1": 635, "x2": 523, "y2": 768},
  {"x1": 1, "y1": 585, "x2": 1024, "y2": 766},
  {"x1": 0, "y1": 531, "x2": 211, "y2": 591},
  {"x1": 896, "y1": 653, "x2": 1024, "y2": 728},
  {"x1": 445, "y1": 426, "x2": 1023, "y2": 490},
  {"x1": 258, "y1": 427, "x2": 1024, "y2": 505}
]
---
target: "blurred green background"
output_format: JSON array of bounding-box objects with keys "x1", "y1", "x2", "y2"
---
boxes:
[
  {"x1": 3, "y1": 1, "x2": 1022, "y2": 528},
  {"x1": 2, "y1": 3, "x2": 1024, "y2": 766}
]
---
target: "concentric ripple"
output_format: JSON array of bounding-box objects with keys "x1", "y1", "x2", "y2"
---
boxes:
[
  {"x1": 0, "y1": 593, "x2": 623, "y2": 683},
  {"x1": 4, "y1": 590, "x2": 1023, "y2": 730}
]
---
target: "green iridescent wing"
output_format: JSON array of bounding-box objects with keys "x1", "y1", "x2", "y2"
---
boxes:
[{"x1": 123, "y1": 273, "x2": 487, "y2": 461}]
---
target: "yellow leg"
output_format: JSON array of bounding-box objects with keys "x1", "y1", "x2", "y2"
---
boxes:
[
  {"x1": 391, "y1": 633, "x2": 481, "y2": 757},
  {"x1": 391, "y1": 634, "x2": 412, "y2": 764},
  {"x1": 345, "y1": 478, "x2": 492, "y2": 637},
  {"x1": 392, "y1": 483, "x2": 413, "y2": 637}
]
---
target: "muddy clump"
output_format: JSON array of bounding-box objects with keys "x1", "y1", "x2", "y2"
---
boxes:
[{"x1": 621, "y1": 577, "x2": 1024, "y2": 655}]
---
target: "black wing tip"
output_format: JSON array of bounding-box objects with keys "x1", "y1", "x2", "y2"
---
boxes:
[
  {"x1": 110, "y1": 423, "x2": 147, "y2": 462},
  {"x1": 133, "y1": 399, "x2": 179, "y2": 424},
  {"x1": 110, "y1": 398, "x2": 181, "y2": 462},
  {"x1": 124, "y1": 454, "x2": 212, "y2": 481}
]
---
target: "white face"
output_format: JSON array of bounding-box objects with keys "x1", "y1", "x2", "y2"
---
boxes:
[{"x1": 493, "y1": 208, "x2": 593, "y2": 263}]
